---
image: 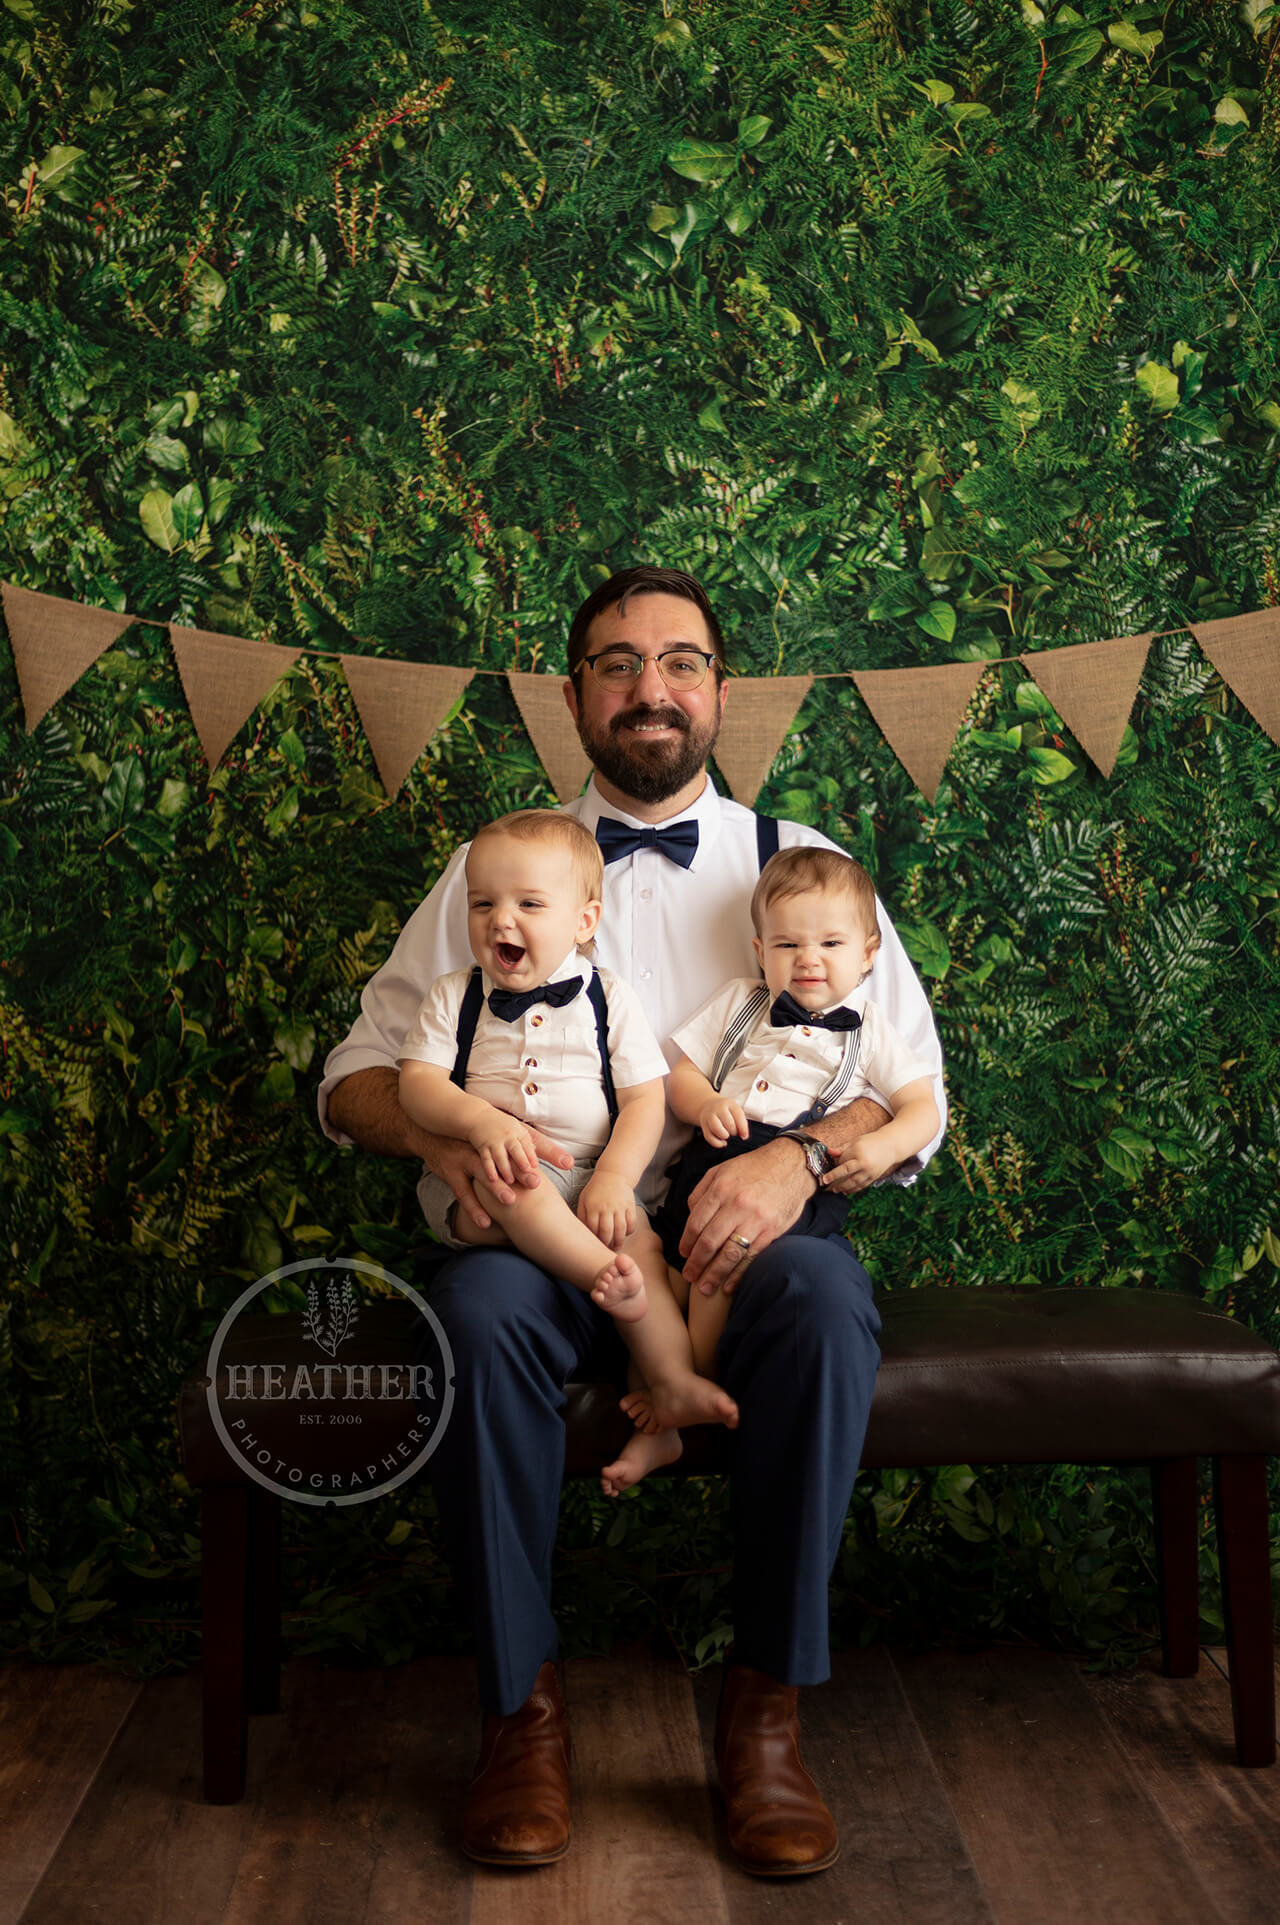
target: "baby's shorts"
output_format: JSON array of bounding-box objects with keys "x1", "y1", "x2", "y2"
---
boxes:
[{"x1": 418, "y1": 1157, "x2": 596, "y2": 1250}]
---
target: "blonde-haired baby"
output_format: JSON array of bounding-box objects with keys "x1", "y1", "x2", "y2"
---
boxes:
[{"x1": 601, "y1": 845, "x2": 941, "y2": 1495}]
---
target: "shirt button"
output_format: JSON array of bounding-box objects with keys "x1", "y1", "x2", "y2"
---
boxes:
[
  {"x1": 756, "y1": 1079, "x2": 769, "y2": 1092},
  {"x1": 531, "y1": 1014, "x2": 544, "y2": 1027},
  {"x1": 802, "y1": 1027, "x2": 812, "y2": 1037},
  {"x1": 785, "y1": 1052, "x2": 796, "y2": 1059},
  {"x1": 640, "y1": 888, "x2": 652, "y2": 901},
  {"x1": 523, "y1": 1058, "x2": 538, "y2": 1068},
  {"x1": 524, "y1": 1082, "x2": 538, "y2": 1096},
  {"x1": 640, "y1": 969, "x2": 652, "y2": 980}
]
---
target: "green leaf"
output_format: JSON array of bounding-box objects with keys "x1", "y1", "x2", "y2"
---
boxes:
[
  {"x1": 28, "y1": 1573, "x2": 56, "y2": 1614},
  {"x1": 653, "y1": 18, "x2": 692, "y2": 49},
  {"x1": 102, "y1": 758, "x2": 145, "y2": 825},
  {"x1": 145, "y1": 434, "x2": 189, "y2": 474},
  {"x1": 1108, "y1": 21, "x2": 1162, "y2": 56},
  {"x1": 899, "y1": 921, "x2": 952, "y2": 980},
  {"x1": 914, "y1": 601, "x2": 956, "y2": 643},
  {"x1": 1025, "y1": 746, "x2": 1077, "y2": 784},
  {"x1": 1015, "y1": 681, "x2": 1063, "y2": 724},
  {"x1": 1214, "y1": 96, "x2": 1249, "y2": 126},
  {"x1": 170, "y1": 481, "x2": 205, "y2": 543},
  {"x1": 139, "y1": 489, "x2": 178, "y2": 552},
  {"x1": 737, "y1": 114, "x2": 773, "y2": 147},
  {"x1": 914, "y1": 78, "x2": 955, "y2": 104},
  {"x1": 204, "y1": 416, "x2": 264, "y2": 459},
  {"x1": 646, "y1": 203, "x2": 679, "y2": 233},
  {"x1": 665, "y1": 138, "x2": 738, "y2": 183},
  {"x1": 1135, "y1": 361, "x2": 1179, "y2": 413},
  {"x1": 36, "y1": 145, "x2": 85, "y2": 187},
  {"x1": 1001, "y1": 377, "x2": 1041, "y2": 424},
  {"x1": 206, "y1": 476, "x2": 236, "y2": 525},
  {"x1": 722, "y1": 198, "x2": 757, "y2": 236},
  {"x1": 945, "y1": 102, "x2": 992, "y2": 125},
  {"x1": 274, "y1": 1014, "x2": 316, "y2": 1071},
  {"x1": 385, "y1": 1519, "x2": 412, "y2": 1546}
]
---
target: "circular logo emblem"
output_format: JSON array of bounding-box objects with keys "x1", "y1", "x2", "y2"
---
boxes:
[{"x1": 204, "y1": 1258, "x2": 454, "y2": 1506}]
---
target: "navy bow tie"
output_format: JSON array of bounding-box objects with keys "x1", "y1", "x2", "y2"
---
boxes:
[
  {"x1": 488, "y1": 976, "x2": 583, "y2": 1023},
  {"x1": 595, "y1": 816, "x2": 699, "y2": 869},
  {"x1": 769, "y1": 991, "x2": 862, "y2": 1032}
]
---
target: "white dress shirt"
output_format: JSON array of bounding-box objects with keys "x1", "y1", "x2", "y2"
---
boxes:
[
  {"x1": 672, "y1": 979, "x2": 934, "y2": 1131},
  {"x1": 319, "y1": 776, "x2": 946, "y2": 1205},
  {"x1": 397, "y1": 950, "x2": 668, "y2": 1166}
]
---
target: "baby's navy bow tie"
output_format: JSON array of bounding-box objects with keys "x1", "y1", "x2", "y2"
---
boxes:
[
  {"x1": 595, "y1": 816, "x2": 699, "y2": 869},
  {"x1": 769, "y1": 991, "x2": 862, "y2": 1032},
  {"x1": 488, "y1": 976, "x2": 583, "y2": 1023}
]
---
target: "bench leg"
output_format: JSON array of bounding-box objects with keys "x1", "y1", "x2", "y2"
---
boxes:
[
  {"x1": 1212, "y1": 1453, "x2": 1275, "y2": 1767},
  {"x1": 246, "y1": 1487, "x2": 282, "y2": 1715},
  {"x1": 201, "y1": 1486, "x2": 250, "y2": 1803},
  {"x1": 1151, "y1": 1457, "x2": 1200, "y2": 1677}
]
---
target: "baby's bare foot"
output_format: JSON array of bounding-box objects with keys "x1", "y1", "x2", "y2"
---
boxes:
[
  {"x1": 601, "y1": 1426, "x2": 684, "y2": 1496},
  {"x1": 590, "y1": 1252, "x2": 648, "y2": 1324},
  {"x1": 623, "y1": 1373, "x2": 738, "y2": 1433}
]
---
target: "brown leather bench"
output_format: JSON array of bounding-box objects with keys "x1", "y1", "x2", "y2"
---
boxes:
[{"x1": 179, "y1": 1285, "x2": 1280, "y2": 1802}]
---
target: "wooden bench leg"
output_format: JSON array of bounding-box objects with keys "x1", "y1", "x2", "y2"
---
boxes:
[
  {"x1": 246, "y1": 1487, "x2": 282, "y2": 1716},
  {"x1": 201, "y1": 1486, "x2": 250, "y2": 1803},
  {"x1": 1151, "y1": 1457, "x2": 1200, "y2": 1677},
  {"x1": 1212, "y1": 1453, "x2": 1275, "y2": 1767}
]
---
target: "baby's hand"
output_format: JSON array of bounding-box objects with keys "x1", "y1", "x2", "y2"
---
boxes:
[
  {"x1": 469, "y1": 1112, "x2": 539, "y2": 1188},
  {"x1": 822, "y1": 1131, "x2": 897, "y2": 1195},
  {"x1": 578, "y1": 1170, "x2": 636, "y2": 1250},
  {"x1": 699, "y1": 1097, "x2": 750, "y2": 1148}
]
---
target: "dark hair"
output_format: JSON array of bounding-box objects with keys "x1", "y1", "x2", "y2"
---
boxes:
[{"x1": 566, "y1": 565, "x2": 727, "y2": 675}]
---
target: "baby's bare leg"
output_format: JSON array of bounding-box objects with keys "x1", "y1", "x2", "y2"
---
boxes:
[
  {"x1": 688, "y1": 1275, "x2": 734, "y2": 1380},
  {"x1": 615, "y1": 1245, "x2": 738, "y2": 1436},
  {"x1": 471, "y1": 1176, "x2": 647, "y2": 1324}
]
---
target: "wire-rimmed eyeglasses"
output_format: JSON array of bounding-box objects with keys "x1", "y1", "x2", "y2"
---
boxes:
[{"x1": 578, "y1": 647, "x2": 718, "y2": 690}]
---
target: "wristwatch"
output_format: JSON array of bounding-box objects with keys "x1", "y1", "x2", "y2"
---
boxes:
[{"x1": 778, "y1": 1130, "x2": 834, "y2": 1182}]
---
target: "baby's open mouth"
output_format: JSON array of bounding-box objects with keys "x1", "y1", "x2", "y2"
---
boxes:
[{"x1": 495, "y1": 942, "x2": 525, "y2": 970}]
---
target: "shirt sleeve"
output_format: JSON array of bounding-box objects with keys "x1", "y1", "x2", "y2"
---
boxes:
[
  {"x1": 857, "y1": 1001, "x2": 935, "y2": 1100},
  {"x1": 396, "y1": 971, "x2": 471, "y2": 1070},
  {"x1": 317, "y1": 842, "x2": 473, "y2": 1144},
  {"x1": 670, "y1": 979, "x2": 759, "y2": 1077},
  {"x1": 599, "y1": 971, "x2": 672, "y2": 1088}
]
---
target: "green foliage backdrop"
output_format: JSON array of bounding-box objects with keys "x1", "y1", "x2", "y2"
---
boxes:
[{"x1": 2, "y1": 0, "x2": 1278, "y2": 1671}]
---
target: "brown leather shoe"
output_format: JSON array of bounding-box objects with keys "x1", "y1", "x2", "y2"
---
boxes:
[
  {"x1": 714, "y1": 1662, "x2": 839, "y2": 1876},
  {"x1": 461, "y1": 1661, "x2": 571, "y2": 1866}
]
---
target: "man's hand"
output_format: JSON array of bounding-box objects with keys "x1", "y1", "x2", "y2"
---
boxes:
[
  {"x1": 430, "y1": 1124, "x2": 573, "y2": 1231},
  {"x1": 577, "y1": 1170, "x2": 636, "y2": 1251},
  {"x1": 699, "y1": 1095, "x2": 750, "y2": 1148},
  {"x1": 678, "y1": 1136, "x2": 814, "y2": 1296}
]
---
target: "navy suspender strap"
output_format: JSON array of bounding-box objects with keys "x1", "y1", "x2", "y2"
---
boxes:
[
  {"x1": 586, "y1": 970, "x2": 618, "y2": 1124},
  {"x1": 449, "y1": 967, "x2": 484, "y2": 1090},
  {"x1": 754, "y1": 811, "x2": 779, "y2": 869},
  {"x1": 449, "y1": 964, "x2": 617, "y2": 1124}
]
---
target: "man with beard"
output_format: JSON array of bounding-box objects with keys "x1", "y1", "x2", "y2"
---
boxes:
[{"x1": 319, "y1": 565, "x2": 944, "y2": 1876}]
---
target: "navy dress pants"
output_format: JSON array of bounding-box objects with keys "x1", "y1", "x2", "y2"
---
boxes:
[{"x1": 423, "y1": 1233, "x2": 881, "y2": 1716}]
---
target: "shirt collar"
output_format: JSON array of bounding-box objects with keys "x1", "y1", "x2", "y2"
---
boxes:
[{"x1": 576, "y1": 775, "x2": 724, "y2": 871}]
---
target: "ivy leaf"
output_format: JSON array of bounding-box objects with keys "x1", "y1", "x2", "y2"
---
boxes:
[
  {"x1": 737, "y1": 114, "x2": 772, "y2": 147},
  {"x1": 170, "y1": 481, "x2": 205, "y2": 543},
  {"x1": 1025, "y1": 746, "x2": 1078, "y2": 784},
  {"x1": 204, "y1": 416, "x2": 264, "y2": 459},
  {"x1": 899, "y1": 921, "x2": 952, "y2": 979},
  {"x1": 139, "y1": 488, "x2": 179, "y2": 552},
  {"x1": 666, "y1": 138, "x2": 738, "y2": 183},
  {"x1": 915, "y1": 601, "x2": 956, "y2": 643},
  {"x1": 1135, "y1": 361, "x2": 1179, "y2": 413}
]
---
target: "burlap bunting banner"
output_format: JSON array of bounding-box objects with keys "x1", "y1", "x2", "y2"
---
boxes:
[
  {"x1": 2, "y1": 581, "x2": 136, "y2": 732},
  {"x1": 1188, "y1": 608, "x2": 1280, "y2": 747},
  {"x1": 1019, "y1": 633, "x2": 1152, "y2": 777},
  {"x1": 713, "y1": 674, "x2": 813, "y2": 807},
  {"x1": 168, "y1": 627, "x2": 302, "y2": 770},
  {"x1": 851, "y1": 662, "x2": 987, "y2": 803},
  {"x1": 506, "y1": 670, "x2": 591, "y2": 804},
  {"x1": 340, "y1": 655, "x2": 474, "y2": 798}
]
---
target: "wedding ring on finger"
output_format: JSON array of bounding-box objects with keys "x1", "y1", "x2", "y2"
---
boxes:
[{"x1": 726, "y1": 1233, "x2": 753, "y2": 1263}]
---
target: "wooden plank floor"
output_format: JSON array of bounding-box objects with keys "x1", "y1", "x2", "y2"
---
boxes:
[{"x1": 3, "y1": 1647, "x2": 1278, "y2": 1925}]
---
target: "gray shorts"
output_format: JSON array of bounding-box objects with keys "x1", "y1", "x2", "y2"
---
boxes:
[{"x1": 417, "y1": 1157, "x2": 596, "y2": 1250}]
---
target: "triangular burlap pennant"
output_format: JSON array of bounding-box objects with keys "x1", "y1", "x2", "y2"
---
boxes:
[
  {"x1": 340, "y1": 655, "x2": 474, "y2": 798},
  {"x1": 712, "y1": 674, "x2": 812, "y2": 806},
  {"x1": 2, "y1": 582, "x2": 137, "y2": 730},
  {"x1": 1020, "y1": 633, "x2": 1152, "y2": 777},
  {"x1": 1189, "y1": 609, "x2": 1280, "y2": 747},
  {"x1": 851, "y1": 662, "x2": 986, "y2": 803},
  {"x1": 507, "y1": 672, "x2": 591, "y2": 804},
  {"x1": 168, "y1": 627, "x2": 302, "y2": 769}
]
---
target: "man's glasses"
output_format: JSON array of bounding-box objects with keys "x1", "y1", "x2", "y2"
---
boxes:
[{"x1": 578, "y1": 647, "x2": 718, "y2": 690}]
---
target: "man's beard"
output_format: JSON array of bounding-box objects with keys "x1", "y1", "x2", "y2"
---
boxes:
[{"x1": 574, "y1": 700, "x2": 722, "y2": 806}]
